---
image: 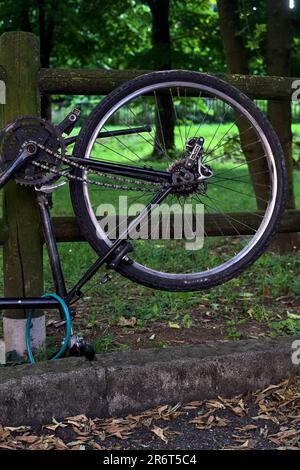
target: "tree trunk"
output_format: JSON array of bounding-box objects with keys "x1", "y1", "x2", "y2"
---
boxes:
[
  {"x1": 266, "y1": 0, "x2": 299, "y2": 252},
  {"x1": 19, "y1": 0, "x2": 32, "y2": 32},
  {"x1": 217, "y1": 0, "x2": 270, "y2": 210},
  {"x1": 267, "y1": 0, "x2": 294, "y2": 208},
  {"x1": 38, "y1": 0, "x2": 55, "y2": 120},
  {"x1": 147, "y1": 0, "x2": 174, "y2": 157}
]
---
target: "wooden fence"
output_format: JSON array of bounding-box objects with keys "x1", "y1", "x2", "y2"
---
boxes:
[{"x1": 0, "y1": 31, "x2": 299, "y2": 314}]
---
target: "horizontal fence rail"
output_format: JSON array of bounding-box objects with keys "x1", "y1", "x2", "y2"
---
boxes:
[
  {"x1": 0, "y1": 210, "x2": 299, "y2": 244},
  {"x1": 37, "y1": 69, "x2": 298, "y2": 100}
]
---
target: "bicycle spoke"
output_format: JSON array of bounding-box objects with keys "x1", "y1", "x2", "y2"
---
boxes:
[
  {"x1": 204, "y1": 193, "x2": 257, "y2": 236},
  {"x1": 211, "y1": 153, "x2": 268, "y2": 177},
  {"x1": 208, "y1": 180, "x2": 269, "y2": 205},
  {"x1": 212, "y1": 173, "x2": 271, "y2": 189},
  {"x1": 186, "y1": 91, "x2": 203, "y2": 141},
  {"x1": 170, "y1": 87, "x2": 184, "y2": 151}
]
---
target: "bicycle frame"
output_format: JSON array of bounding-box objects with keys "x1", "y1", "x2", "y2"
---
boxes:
[{"x1": 0, "y1": 135, "x2": 173, "y2": 314}]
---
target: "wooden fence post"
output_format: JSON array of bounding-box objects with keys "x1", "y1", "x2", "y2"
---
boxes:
[{"x1": 0, "y1": 32, "x2": 45, "y2": 360}]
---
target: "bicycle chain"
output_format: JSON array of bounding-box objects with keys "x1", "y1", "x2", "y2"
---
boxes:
[{"x1": 32, "y1": 142, "x2": 165, "y2": 192}]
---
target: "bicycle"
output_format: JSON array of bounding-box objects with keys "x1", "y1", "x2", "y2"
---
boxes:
[{"x1": 0, "y1": 70, "x2": 287, "y2": 360}]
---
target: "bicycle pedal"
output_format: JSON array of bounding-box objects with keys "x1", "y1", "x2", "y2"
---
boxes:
[
  {"x1": 68, "y1": 335, "x2": 95, "y2": 361},
  {"x1": 101, "y1": 273, "x2": 113, "y2": 284},
  {"x1": 83, "y1": 343, "x2": 96, "y2": 361}
]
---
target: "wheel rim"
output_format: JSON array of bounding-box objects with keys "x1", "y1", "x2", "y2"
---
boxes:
[{"x1": 78, "y1": 78, "x2": 278, "y2": 281}]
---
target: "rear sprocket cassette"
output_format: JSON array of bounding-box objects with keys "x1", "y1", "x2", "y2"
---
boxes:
[{"x1": 0, "y1": 116, "x2": 65, "y2": 186}]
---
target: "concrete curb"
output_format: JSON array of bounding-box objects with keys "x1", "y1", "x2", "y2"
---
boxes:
[{"x1": 0, "y1": 336, "x2": 299, "y2": 426}]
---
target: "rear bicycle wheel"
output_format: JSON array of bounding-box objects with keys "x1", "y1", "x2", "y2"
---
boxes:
[{"x1": 70, "y1": 70, "x2": 287, "y2": 291}]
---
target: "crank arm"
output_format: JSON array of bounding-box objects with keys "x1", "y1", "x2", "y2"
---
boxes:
[{"x1": 0, "y1": 143, "x2": 37, "y2": 189}]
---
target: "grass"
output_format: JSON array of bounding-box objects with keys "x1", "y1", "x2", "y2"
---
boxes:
[{"x1": 38, "y1": 245, "x2": 300, "y2": 351}]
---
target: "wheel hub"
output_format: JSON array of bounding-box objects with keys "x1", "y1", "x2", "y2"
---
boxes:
[
  {"x1": 169, "y1": 159, "x2": 200, "y2": 196},
  {"x1": 170, "y1": 136, "x2": 213, "y2": 196}
]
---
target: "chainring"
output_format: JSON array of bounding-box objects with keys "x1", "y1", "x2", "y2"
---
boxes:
[{"x1": 0, "y1": 116, "x2": 65, "y2": 186}]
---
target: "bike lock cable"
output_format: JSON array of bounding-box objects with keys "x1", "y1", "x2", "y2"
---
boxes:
[{"x1": 26, "y1": 293, "x2": 72, "y2": 364}]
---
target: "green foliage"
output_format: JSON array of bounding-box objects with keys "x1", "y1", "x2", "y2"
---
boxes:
[
  {"x1": 226, "y1": 319, "x2": 246, "y2": 340},
  {"x1": 0, "y1": 0, "x2": 222, "y2": 72},
  {"x1": 269, "y1": 318, "x2": 300, "y2": 336},
  {"x1": 248, "y1": 304, "x2": 269, "y2": 323},
  {"x1": 183, "y1": 313, "x2": 193, "y2": 328},
  {"x1": 1, "y1": 0, "x2": 299, "y2": 78},
  {"x1": 93, "y1": 334, "x2": 115, "y2": 353}
]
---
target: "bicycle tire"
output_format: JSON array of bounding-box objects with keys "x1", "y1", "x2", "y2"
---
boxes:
[{"x1": 70, "y1": 70, "x2": 287, "y2": 291}]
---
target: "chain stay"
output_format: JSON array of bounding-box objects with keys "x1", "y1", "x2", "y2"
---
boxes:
[{"x1": 33, "y1": 142, "x2": 163, "y2": 192}]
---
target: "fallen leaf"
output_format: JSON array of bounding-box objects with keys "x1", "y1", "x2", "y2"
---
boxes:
[
  {"x1": 0, "y1": 443, "x2": 16, "y2": 450},
  {"x1": 73, "y1": 427, "x2": 91, "y2": 437},
  {"x1": 225, "y1": 439, "x2": 254, "y2": 450},
  {"x1": 15, "y1": 435, "x2": 40, "y2": 444},
  {"x1": 118, "y1": 316, "x2": 137, "y2": 327},
  {"x1": 157, "y1": 403, "x2": 181, "y2": 420},
  {"x1": 206, "y1": 400, "x2": 225, "y2": 410},
  {"x1": 4, "y1": 425, "x2": 31, "y2": 432},
  {"x1": 93, "y1": 442, "x2": 104, "y2": 450},
  {"x1": 230, "y1": 406, "x2": 247, "y2": 417},
  {"x1": 215, "y1": 416, "x2": 229, "y2": 427},
  {"x1": 263, "y1": 287, "x2": 271, "y2": 297},
  {"x1": 184, "y1": 401, "x2": 203, "y2": 409},
  {"x1": 277, "y1": 446, "x2": 300, "y2": 450},
  {"x1": 45, "y1": 417, "x2": 67, "y2": 431},
  {"x1": 269, "y1": 429, "x2": 300, "y2": 445},
  {"x1": 235, "y1": 424, "x2": 258, "y2": 432},
  {"x1": 98, "y1": 417, "x2": 135, "y2": 440},
  {"x1": 252, "y1": 414, "x2": 280, "y2": 425},
  {"x1": 67, "y1": 440, "x2": 87, "y2": 447},
  {"x1": 152, "y1": 426, "x2": 168, "y2": 444},
  {"x1": 190, "y1": 411, "x2": 215, "y2": 430},
  {"x1": 287, "y1": 312, "x2": 300, "y2": 320}
]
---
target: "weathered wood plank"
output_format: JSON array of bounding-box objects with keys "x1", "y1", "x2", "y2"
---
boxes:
[
  {"x1": 0, "y1": 210, "x2": 298, "y2": 244},
  {"x1": 1, "y1": 210, "x2": 298, "y2": 244},
  {"x1": 38, "y1": 69, "x2": 298, "y2": 100},
  {"x1": 0, "y1": 65, "x2": 5, "y2": 83},
  {"x1": 49, "y1": 210, "x2": 300, "y2": 239},
  {"x1": 0, "y1": 210, "x2": 298, "y2": 245},
  {"x1": 0, "y1": 32, "x2": 43, "y2": 324}
]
